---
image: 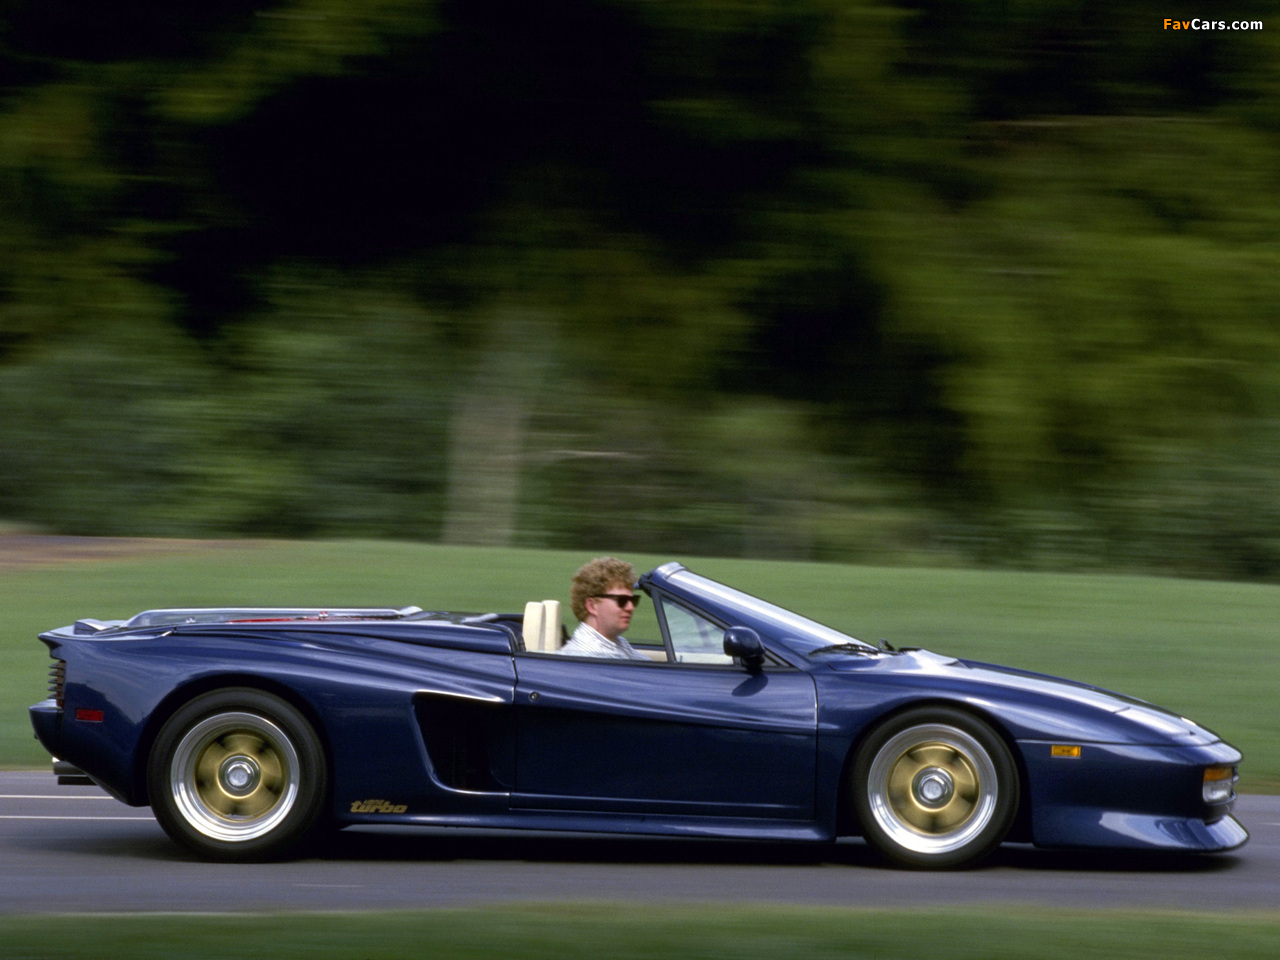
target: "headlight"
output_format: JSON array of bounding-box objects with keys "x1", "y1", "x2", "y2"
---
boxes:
[{"x1": 1203, "y1": 765, "x2": 1237, "y2": 805}]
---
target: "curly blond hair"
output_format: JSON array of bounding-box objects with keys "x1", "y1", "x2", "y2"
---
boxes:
[{"x1": 570, "y1": 557, "x2": 637, "y2": 622}]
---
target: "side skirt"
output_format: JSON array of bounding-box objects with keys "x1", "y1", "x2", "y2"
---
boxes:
[{"x1": 340, "y1": 808, "x2": 832, "y2": 843}]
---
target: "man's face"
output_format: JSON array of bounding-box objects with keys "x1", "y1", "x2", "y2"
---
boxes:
[{"x1": 587, "y1": 581, "x2": 637, "y2": 640}]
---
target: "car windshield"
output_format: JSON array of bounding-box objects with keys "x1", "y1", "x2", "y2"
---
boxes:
[{"x1": 667, "y1": 569, "x2": 875, "y2": 657}]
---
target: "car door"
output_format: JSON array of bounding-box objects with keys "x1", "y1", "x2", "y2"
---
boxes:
[{"x1": 512, "y1": 597, "x2": 818, "y2": 820}]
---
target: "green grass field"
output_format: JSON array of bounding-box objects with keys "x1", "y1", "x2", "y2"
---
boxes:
[
  {"x1": 3, "y1": 539, "x2": 1277, "y2": 790},
  {"x1": 0, "y1": 905, "x2": 1278, "y2": 959}
]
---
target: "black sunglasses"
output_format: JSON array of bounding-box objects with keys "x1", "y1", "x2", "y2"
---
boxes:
[{"x1": 594, "y1": 593, "x2": 642, "y2": 608}]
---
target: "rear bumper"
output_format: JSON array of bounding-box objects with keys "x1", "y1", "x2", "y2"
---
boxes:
[{"x1": 29, "y1": 698, "x2": 62, "y2": 759}]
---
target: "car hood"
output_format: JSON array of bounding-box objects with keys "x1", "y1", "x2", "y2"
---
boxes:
[{"x1": 822, "y1": 648, "x2": 1223, "y2": 746}]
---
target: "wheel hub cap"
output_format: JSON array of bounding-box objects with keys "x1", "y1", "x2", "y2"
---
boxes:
[
  {"x1": 219, "y1": 756, "x2": 261, "y2": 797},
  {"x1": 912, "y1": 767, "x2": 955, "y2": 808}
]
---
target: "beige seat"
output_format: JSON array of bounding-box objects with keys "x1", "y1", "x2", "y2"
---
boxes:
[{"x1": 521, "y1": 600, "x2": 563, "y2": 653}]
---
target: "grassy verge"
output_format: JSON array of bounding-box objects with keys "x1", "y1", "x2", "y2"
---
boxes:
[
  {"x1": 2, "y1": 539, "x2": 1276, "y2": 788},
  {"x1": 0, "y1": 906, "x2": 1278, "y2": 959}
]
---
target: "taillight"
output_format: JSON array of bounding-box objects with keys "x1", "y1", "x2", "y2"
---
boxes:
[{"x1": 48, "y1": 659, "x2": 66, "y2": 709}]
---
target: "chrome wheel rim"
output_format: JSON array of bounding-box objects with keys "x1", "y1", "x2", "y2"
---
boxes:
[
  {"x1": 865, "y1": 723, "x2": 998, "y2": 856},
  {"x1": 169, "y1": 711, "x2": 300, "y2": 842}
]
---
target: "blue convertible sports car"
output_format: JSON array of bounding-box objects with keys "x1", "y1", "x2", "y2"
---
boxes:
[{"x1": 29, "y1": 562, "x2": 1246, "y2": 868}]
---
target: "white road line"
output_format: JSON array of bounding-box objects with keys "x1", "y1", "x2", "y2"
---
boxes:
[
  {"x1": 0, "y1": 794, "x2": 113, "y2": 800},
  {"x1": 294, "y1": 884, "x2": 367, "y2": 889},
  {"x1": 0, "y1": 815, "x2": 154, "y2": 821}
]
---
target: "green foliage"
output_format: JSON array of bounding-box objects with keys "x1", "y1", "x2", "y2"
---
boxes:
[
  {"x1": 870, "y1": 115, "x2": 1280, "y2": 573},
  {"x1": 2, "y1": 1, "x2": 1280, "y2": 578}
]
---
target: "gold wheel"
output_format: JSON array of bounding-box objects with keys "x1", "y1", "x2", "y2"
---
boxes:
[
  {"x1": 150, "y1": 689, "x2": 325, "y2": 859},
  {"x1": 880, "y1": 737, "x2": 984, "y2": 837},
  {"x1": 854, "y1": 710, "x2": 1017, "y2": 868},
  {"x1": 171, "y1": 711, "x2": 300, "y2": 842}
]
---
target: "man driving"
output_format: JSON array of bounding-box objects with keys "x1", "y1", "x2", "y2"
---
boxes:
[{"x1": 559, "y1": 556, "x2": 649, "y2": 660}]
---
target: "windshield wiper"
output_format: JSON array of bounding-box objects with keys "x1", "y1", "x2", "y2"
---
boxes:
[{"x1": 808, "y1": 642, "x2": 882, "y2": 658}]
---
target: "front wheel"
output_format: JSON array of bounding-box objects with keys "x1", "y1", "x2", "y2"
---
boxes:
[
  {"x1": 147, "y1": 689, "x2": 327, "y2": 861},
  {"x1": 852, "y1": 707, "x2": 1018, "y2": 869}
]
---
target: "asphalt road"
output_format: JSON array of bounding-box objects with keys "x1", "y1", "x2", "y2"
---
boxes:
[{"x1": 1, "y1": 770, "x2": 1275, "y2": 915}]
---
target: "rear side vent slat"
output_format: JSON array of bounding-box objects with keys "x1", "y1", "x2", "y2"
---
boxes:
[{"x1": 48, "y1": 660, "x2": 66, "y2": 709}]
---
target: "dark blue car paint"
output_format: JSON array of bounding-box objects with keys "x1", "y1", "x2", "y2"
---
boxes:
[
  {"x1": 29, "y1": 562, "x2": 1246, "y2": 856},
  {"x1": 512, "y1": 654, "x2": 817, "y2": 819}
]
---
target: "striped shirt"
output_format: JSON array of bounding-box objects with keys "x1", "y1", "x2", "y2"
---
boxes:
[{"x1": 559, "y1": 622, "x2": 648, "y2": 660}]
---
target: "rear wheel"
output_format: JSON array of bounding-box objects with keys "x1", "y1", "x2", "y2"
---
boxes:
[
  {"x1": 852, "y1": 707, "x2": 1018, "y2": 869},
  {"x1": 147, "y1": 689, "x2": 327, "y2": 861}
]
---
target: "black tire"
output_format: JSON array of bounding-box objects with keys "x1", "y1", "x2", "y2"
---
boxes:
[
  {"x1": 851, "y1": 707, "x2": 1019, "y2": 869},
  {"x1": 147, "y1": 688, "x2": 327, "y2": 862}
]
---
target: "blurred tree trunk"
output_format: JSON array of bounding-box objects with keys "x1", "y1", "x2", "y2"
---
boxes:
[{"x1": 441, "y1": 309, "x2": 552, "y2": 546}]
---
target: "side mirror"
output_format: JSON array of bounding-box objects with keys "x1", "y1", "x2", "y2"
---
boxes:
[{"x1": 723, "y1": 626, "x2": 765, "y2": 671}]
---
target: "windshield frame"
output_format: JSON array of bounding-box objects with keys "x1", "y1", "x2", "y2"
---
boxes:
[{"x1": 663, "y1": 568, "x2": 876, "y2": 658}]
